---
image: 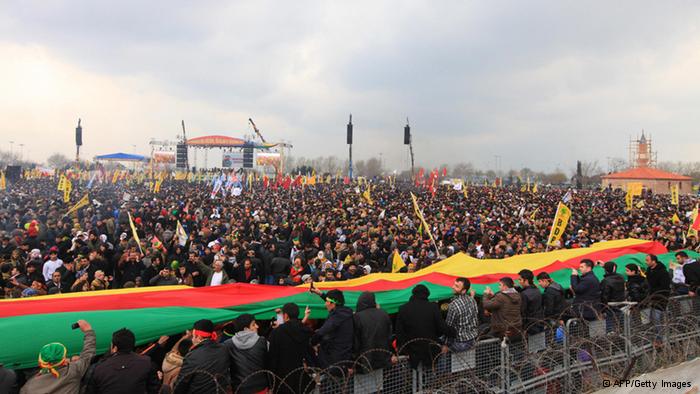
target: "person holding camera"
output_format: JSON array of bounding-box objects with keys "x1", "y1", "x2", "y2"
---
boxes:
[
  {"x1": 148, "y1": 265, "x2": 179, "y2": 286},
  {"x1": 20, "y1": 320, "x2": 96, "y2": 394}
]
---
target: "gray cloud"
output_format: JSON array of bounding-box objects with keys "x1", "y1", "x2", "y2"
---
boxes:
[{"x1": 1, "y1": 1, "x2": 699, "y2": 171}]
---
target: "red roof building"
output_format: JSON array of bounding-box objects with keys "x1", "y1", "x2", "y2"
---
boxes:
[{"x1": 601, "y1": 167, "x2": 692, "y2": 194}]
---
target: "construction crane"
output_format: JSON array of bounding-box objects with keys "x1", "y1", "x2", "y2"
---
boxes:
[{"x1": 248, "y1": 118, "x2": 267, "y2": 143}]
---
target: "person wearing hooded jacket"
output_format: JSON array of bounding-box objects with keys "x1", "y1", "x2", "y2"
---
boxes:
[
  {"x1": 268, "y1": 303, "x2": 314, "y2": 394},
  {"x1": 483, "y1": 278, "x2": 523, "y2": 338},
  {"x1": 353, "y1": 291, "x2": 393, "y2": 373},
  {"x1": 225, "y1": 314, "x2": 268, "y2": 394},
  {"x1": 309, "y1": 288, "x2": 354, "y2": 371},
  {"x1": 395, "y1": 284, "x2": 454, "y2": 369},
  {"x1": 600, "y1": 261, "x2": 626, "y2": 304}
]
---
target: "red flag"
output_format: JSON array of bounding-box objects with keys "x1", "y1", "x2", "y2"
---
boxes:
[
  {"x1": 293, "y1": 175, "x2": 302, "y2": 187},
  {"x1": 442, "y1": 167, "x2": 447, "y2": 177},
  {"x1": 263, "y1": 176, "x2": 269, "y2": 189},
  {"x1": 692, "y1": 209, "x2": 700, "y2": 231},
  {"x1": 282, "y1": 176, "x2": 292, "y2": 190},
  {"x1": 343, "y1": 176, "x2": 350, "y2": 185}
]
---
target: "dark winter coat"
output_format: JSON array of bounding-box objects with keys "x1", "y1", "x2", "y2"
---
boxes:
[
  {"x1": 519, "y1": 286, "x2": 544, "y2": 334},
  {"x1": 353, "y1": 292, "x2": 393, "y2": 373},
  {"x1": 174, "y1": 339, "x2": 231, "y2": 394},
  {"x1": 626, "y1": 275, "x2": 648, "y2": 303},
  {"x1": 600, "y1": 273, "x2": 626, "y2": 304},
  {"x1": 226, "y1": 331, "x2": 268, "y2": 394},
  {"x1": 310, "y1": 305, "x2": 354, "y2": 369},
  {"x1": 646, "y1": 264, "x2": 671, "y2": 311},
  {"x1": 268, "y1": 319, "x2": 314, "y2": 394},
  {"x1": 88, "y1": 351, "x2": 160, "y2": 394},
  {"x1": 396, "y1": 290, "x2": 453, "y2": 369},
  {"x1": 683, "y1": 260, "x2": 700, "y2": 294},
  {"x1": 542, "y1": 282, "x2": 566, "y2": 319},
  {"x1": 571, "y1": 272, "x2": 601, "y2": 320},
  {"x1": 483, "y1": 289, "x2": 523, "y2": 337}
]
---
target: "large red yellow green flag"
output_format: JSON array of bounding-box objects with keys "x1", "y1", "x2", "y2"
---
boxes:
[{"x1": 1, "y1": 239, "x2": 691, "y2": 370}]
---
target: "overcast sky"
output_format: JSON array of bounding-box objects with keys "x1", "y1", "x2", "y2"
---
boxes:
[{"x1": 1, "y1": 1, "x2": 699, "y2": 172}]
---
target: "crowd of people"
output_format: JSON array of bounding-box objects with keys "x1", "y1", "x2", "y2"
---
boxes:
[{"x1": 0, "y1": 175, "x2": 699, "y2": 392}]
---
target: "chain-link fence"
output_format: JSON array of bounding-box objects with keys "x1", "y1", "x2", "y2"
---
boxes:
[{"x1": 167, "y1": 295, "x2": 700, "y2": 394}]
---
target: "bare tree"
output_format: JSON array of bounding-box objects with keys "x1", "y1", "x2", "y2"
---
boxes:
[
  {"x1": 47, "y1": 153, "x2": 70, "y2": 169},
  {"x1": 365, "y1": 157, "x2": 383, "y2": 177}
]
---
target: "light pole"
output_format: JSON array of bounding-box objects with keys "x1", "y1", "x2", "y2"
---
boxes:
[{"x1": 19, "y1": 144, "x2": 24, "y2": 162}]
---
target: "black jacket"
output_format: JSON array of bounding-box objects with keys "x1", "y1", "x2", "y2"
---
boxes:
[
  {"x1": 519, "y1": 286, "x2": 544, "y2": 333},
  {"x1": 626, "y1": 275, "x2": 648, "y2": 303},
  {"x1": 226, "y1": 331, "x2": 268, "y2": 394},
  {"x1": 600, "y1": 273, "x2": 626, "y2": 304},
  {"x1": 646, "y1": 264, "x2": 671, "y2": 310},
  {"x1": 542, "y1": 282, "x2": 566, "y2": 319},
  {"x1": 396, "y1": 292, "x2": 453, "y2": 369},
  {"x1": 571, "y1": 272, "x2": 601, "y2": 320},
  {"x1": 683, "y1": 260, "x2": 700, "y2": 293},
  {"x1": 353, "y1": 292, "x2": 393, "y2": 373},
  {"x1": 174, "y1": 339, "x2": 231, "y2": 394},
  {"x1": 268, "y1": 319, "x2": 314, "y2": 394},
  {"x1": 88, "y1": 351, "x2": 160, "y2": 394},
  {"x1": 310, "y1": 305, "x2": 354, "y2": 369}
]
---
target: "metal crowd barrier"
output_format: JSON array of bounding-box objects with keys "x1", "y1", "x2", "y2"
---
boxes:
[{"x1": 174, "y1": 296, "x2": 700, "y2": 394}]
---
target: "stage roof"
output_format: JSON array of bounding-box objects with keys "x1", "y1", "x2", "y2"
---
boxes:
[
  {"x1": 186, "y1": 135, "x2": 278, "y2": 149},
  {"x1": 601, "y1": 167, "x2": 692, "y2": 181},
  {"x1": 94, "y1": 153, "x2": 148, "y2": 162}
]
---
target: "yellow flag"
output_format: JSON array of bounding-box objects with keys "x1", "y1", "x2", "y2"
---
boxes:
[
  {"x1": 520, "y1": 184, "x2": 526, "y2": 192},
  {"x1": 532, "y1": 183, "x2": 538, "y2": 193},
  {"x1": 547, "y1": 202, "x2": 571, "y2": 247},
  {"x1": 463, "y1": 187, "x2": 468, "y2": 199},
  {"x1": 57, "y1": 174, "x2": 66, "y2": 191},
  {"x1": 362, "y1": 185, "x2": 373, "y2": 205},
  {"x1": 392, "y1": 250, "x2": 406, "y2": 273},
  {"x1": 527, "y1": 177, "x2": 531, "y2": 192},
  {"x1": 410, "y1": 192, "x2": 436, "y2": 245},
  {"x1": 671, "y1": 184, "x2": 679, "y2": 205},
  {"x1": 64, "y1": 193, "x2": 90, "y2": 217},
  {"x1": 529, "y1": 208, "x2": 539, "y2": 221},
  {"x1": 627, "y1": 182, "x2": 643, "y2": 197},
  {"x1": 63, "y1": 179, "x2": 72, "y2": 203},
  {"x1": 671, "y1": 213, "x2": 681, "y2": 224},
  {"x1": 0, "y1": 171, "x2": 5, "y2": 191},
  {"x1": 688, "y1": 206, "x2": 699, "y2": 238},
  {"x1": 112, "y1": 170, "x2": 120, "y2": 184},
  {"x1": 635, "y1": 200, "x2": 645, "y2": 209},
  {"x1": 128, "y1": 212, "x2": 144, "y2": 254},
  {"x1": 154, "y1": 179, "x2": 163, "y2": 193},
  {"x1": 397, "y1": 215, "x2": 402, "y2": 226},
  {"x1": 625, "y1": 190, "x2": 633, "y2": 211}
]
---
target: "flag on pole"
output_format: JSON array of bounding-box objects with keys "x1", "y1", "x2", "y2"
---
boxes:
[
  {"x1": 392, "y1": 250, "x2": 406, "y2": 273},
  {"x1": 627, "y1": 182, "x2": 643, "y2": 197},
  {"x1": 0, "y1": 171, "x2": 5, "y2": 191},
  {"x1": 529, "y1": 208, "x2": 539, "y2": 221},
  {"x1": 64, "y1": 193, "x2": 90, "y2": 217},
  {"x1": 689, "y1": 206, "x2": 699, "y2": 238},
  {"x1": 176, "y1": 220, "x2": 188, "y2": 246},
  {"x1": 410, "y1": 192, "x2": 436, "y2": 246},
  {"x1": 671, "y1": 184, "x2": 679, "y2": 205},
  {"x1": 128, "y1": 212, "x2": 144, "y2": 254},
  {"x1": 671, "y1": 213, "x2": 681, "y2": 224},
  {"x1": 63, "y1": 178, "x2": 72, "y2": 203},
  {"x1": 362, "y1": 185, "x2": 373, "y2": 205},
  {"x1": 547, "y1": 202, "x2": 571, "y2": 247},
  {"x1": 532, "y1": 183, "x2": 538, "y2": 193},
  {"x1": 625, "y1": 190, "x2": 634, "y2": 211}
]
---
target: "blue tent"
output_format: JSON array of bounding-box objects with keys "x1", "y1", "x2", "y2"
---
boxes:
[{"x1": 94, "y1": 153, "x2": 148, "y2": 162}]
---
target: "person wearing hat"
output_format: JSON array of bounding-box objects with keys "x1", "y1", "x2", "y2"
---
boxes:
[
  {"x1": 173, "y1": 319, "x2": 231, "y2": 393},
  {"x1": 309, "y1": 287, "x2": 354, "y2": 372},
  {"x1": 20, "y1": 320, "x2": 95, "y2": 394}
]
